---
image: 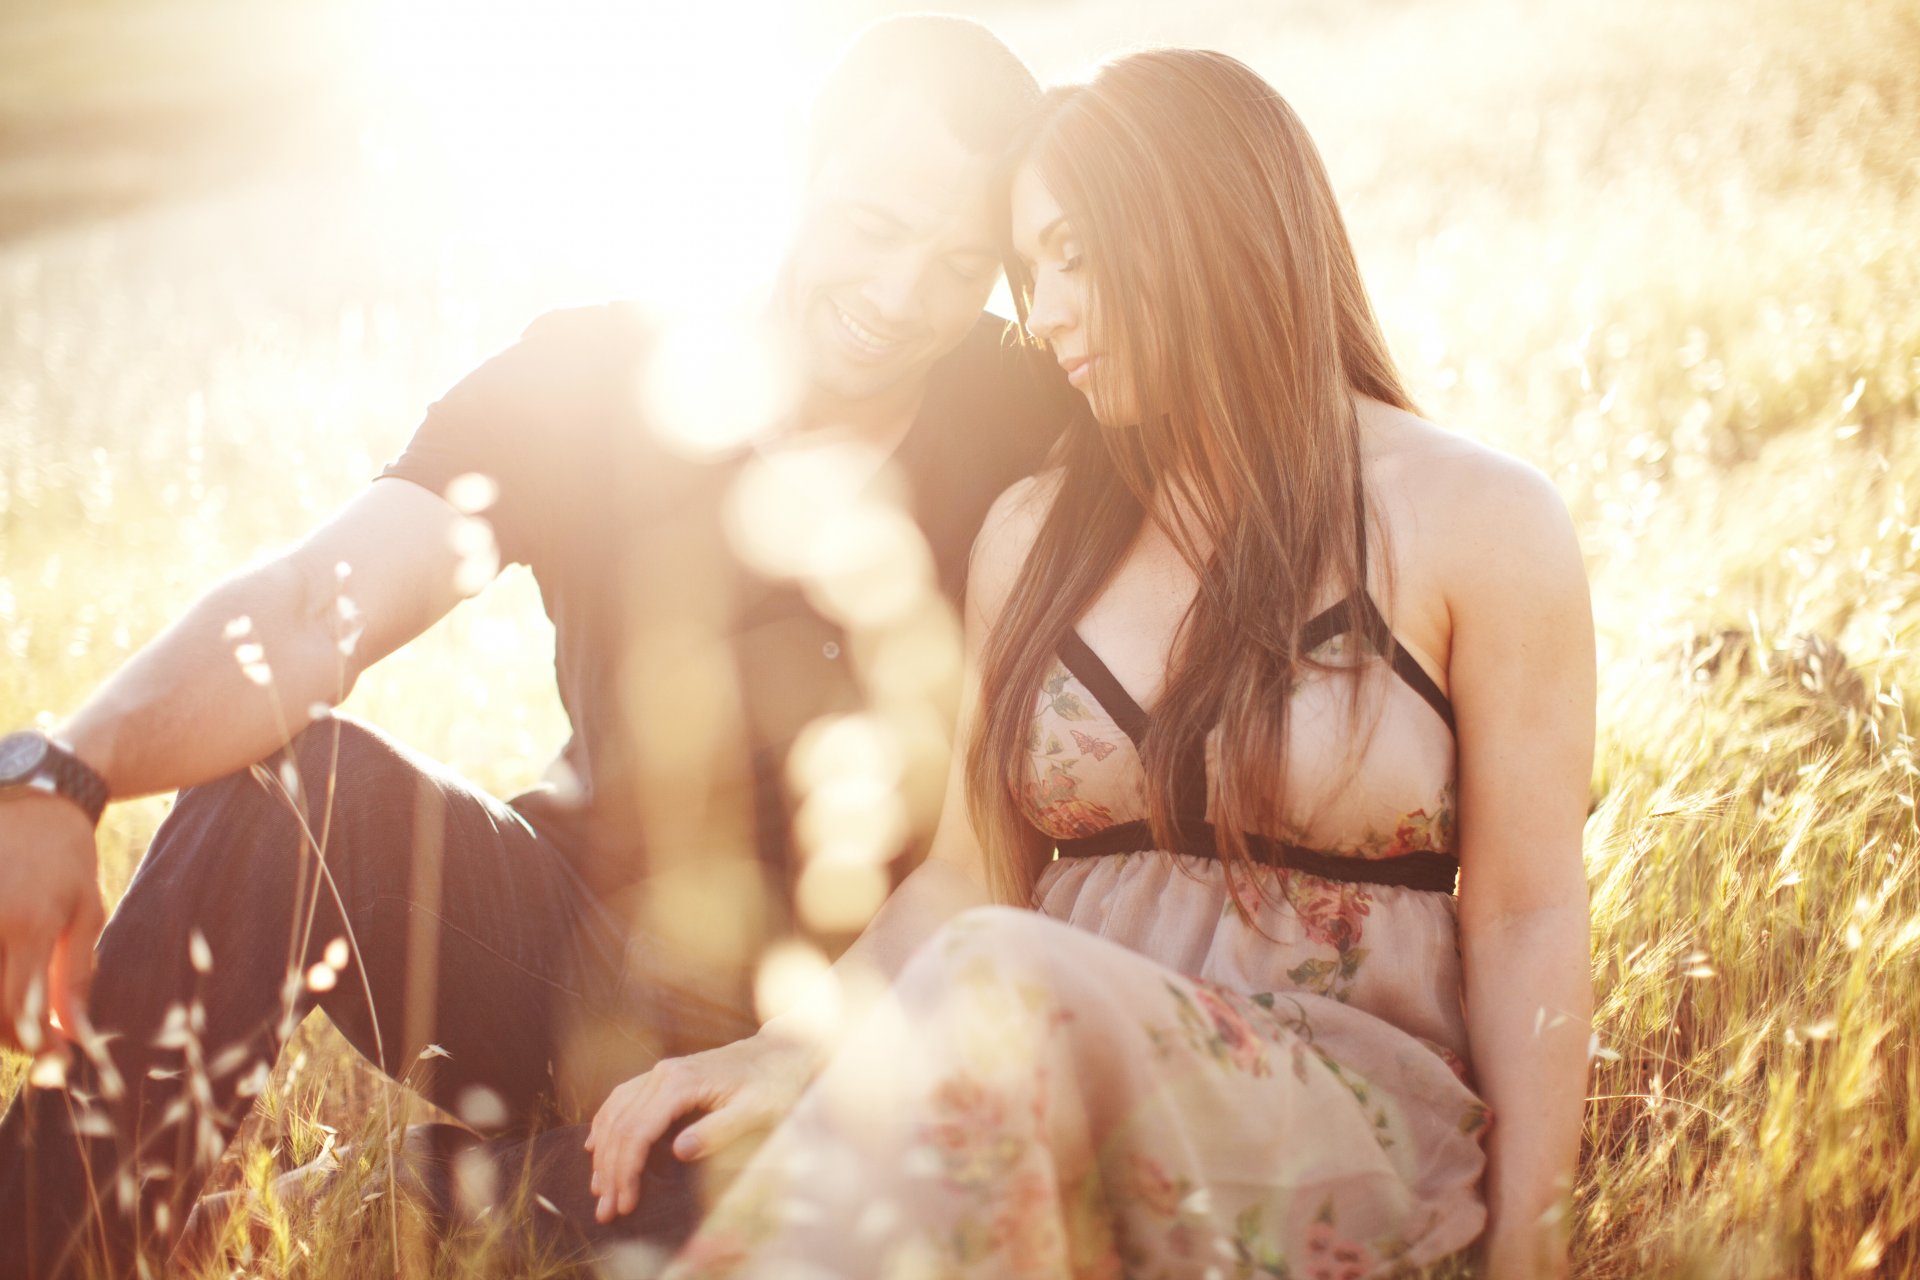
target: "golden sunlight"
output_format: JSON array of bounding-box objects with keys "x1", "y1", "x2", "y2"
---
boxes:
[
  {"x1": 642, "y1": 309, "x2": 796, "y2": 458},
  {"x1": 358, "y1": 0, "x2": 811, "y2": 304},
  {"x1": 8, "y1": 0, "x2": 1919, "y2": 1271}
]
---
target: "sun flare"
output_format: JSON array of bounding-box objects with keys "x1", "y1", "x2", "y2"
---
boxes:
[{"x1": 359, "y1": 0, "x2": 814, "y2": 306}]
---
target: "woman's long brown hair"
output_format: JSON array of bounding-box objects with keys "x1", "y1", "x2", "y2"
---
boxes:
[{"x1": 967, "y1": 49, "x2": 1417, "y2": 909}]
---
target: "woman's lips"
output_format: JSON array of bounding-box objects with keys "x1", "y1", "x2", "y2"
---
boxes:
[{"x1": 1060, "y1": 355, "x2": 1093, "y2": 389}]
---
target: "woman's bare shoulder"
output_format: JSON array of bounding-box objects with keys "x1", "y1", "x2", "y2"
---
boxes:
[
  {"x1": 966, "y1": 469, "x2": 1067, "y2": 626},
  {"x1": 1361, "y1": 400, "x2": 1584, "y2": 608}
]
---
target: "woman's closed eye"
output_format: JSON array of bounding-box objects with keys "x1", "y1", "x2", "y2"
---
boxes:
[{"x1": 1020, "y1": 249, "x2": 1081, "y2": 277}]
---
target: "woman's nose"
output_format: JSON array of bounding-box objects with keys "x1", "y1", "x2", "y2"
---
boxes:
[{"x1": 1025, "y1": 274, "x2": 1073, "y2": 344}]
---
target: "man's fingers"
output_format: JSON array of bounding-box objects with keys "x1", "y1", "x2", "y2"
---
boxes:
[
  {"x1": 1, "y1": 935, "x2": 56, "y2": 1056},
  {"x1": 0, "y1": 947, "x2": 17, "y2": 1053},
  {"x1": 49, "y1": 891, "x2": 105, "y2": 1039}
]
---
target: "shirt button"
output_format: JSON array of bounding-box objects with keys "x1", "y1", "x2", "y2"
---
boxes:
[{"x1": 822, "y1": 641, "x2": 841, "y2": 660}]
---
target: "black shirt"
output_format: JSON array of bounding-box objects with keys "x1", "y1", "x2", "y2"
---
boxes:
[{"x1": 381, "y1": 304, "x2": 1073, "y2": 912}]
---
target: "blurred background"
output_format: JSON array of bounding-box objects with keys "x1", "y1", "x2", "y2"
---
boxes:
[{"x1": 2, "y1": 0, "x2": 1918, "y2": 1274}]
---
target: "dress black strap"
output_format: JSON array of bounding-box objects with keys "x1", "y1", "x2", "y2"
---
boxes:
[
  {"x1": 1346, "y1": 593, "x2": 1457, "y2": 733},
  {"x1": 1056, "y1": 819, "x2": 1459, "y2": 893},
  {"x1": 1063, "y1": 592, "x2": 1455, "y2": 745},
  {"x1": 1044, "y1": 476, "x2": 1462, "y2": 894},
  {"x1": 1057, "y1": 629, "x2": 1153, "y2": 748},
  {"x1": 1298, "y1": 594, "x2": 1360, "y2": 654}
]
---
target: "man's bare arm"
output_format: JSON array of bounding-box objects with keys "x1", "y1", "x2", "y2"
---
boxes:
[
  {"x1": 59, "y1": 479, "x2": 480, "y2": 797},
  {"x1": 0, "y1": 477, "x2": 486, "y2": 1053}
]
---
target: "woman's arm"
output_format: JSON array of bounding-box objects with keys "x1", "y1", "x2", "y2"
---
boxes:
[
  {"x1": 585, "y1": 475, "x2": 1056, "y2": 1221},
  {"x1": 1442, "y1": 455, "x2": 1596, "y2": 1279},
  {"x1": 766, "y1": 471, "x2": 1057, "y2": 1022}
]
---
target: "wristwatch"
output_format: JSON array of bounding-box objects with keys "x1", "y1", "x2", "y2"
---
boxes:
[{"x1": 0, "y1": 730, "x2": 110, "y2": 827}]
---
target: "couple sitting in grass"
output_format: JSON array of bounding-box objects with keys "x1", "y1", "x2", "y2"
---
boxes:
[{"x1": 0, "y1": 16, "x2": 1592, "y2": 1279}]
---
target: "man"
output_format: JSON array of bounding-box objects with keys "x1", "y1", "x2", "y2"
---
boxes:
[{"x1": 0, "y1": 16, "x2": 1074, "y2": 1274}]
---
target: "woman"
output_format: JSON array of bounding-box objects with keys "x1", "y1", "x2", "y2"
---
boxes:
[{"x1": 589, "y1": 49, "x2": 1594, "y2": 1279}]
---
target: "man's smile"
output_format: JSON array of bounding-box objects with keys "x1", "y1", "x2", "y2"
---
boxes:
[{"x1": 827, "y1": 299, "x2": 915, "y2": 363}]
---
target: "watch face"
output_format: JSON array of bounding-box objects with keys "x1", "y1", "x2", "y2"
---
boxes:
[{"x1": 0, "y1": 731, "x2": 49, "y2": 784}]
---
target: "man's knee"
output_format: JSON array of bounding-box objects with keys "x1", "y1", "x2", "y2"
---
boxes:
[
  {"x1": 144, "y1": 715, "x2": 408, "y2": 889},
  {"x1": 282, "y1": 713, "x2": 404, "y2": 802},
  {"x1": 169, "y1": 711, "x2": 378, "y2": 802}
]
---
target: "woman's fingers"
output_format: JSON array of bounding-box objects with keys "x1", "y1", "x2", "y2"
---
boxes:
[
  {"x1": 589, "y1": 1066, "x2": 692, "y2": 1222},
  {"x1": 588, "y1": 1078, "x2": 643, "y2": 1208},
  {"x1": 672, "y1": 1090, "x2": 758, "y2": 1161},
  {"x1": 607, "y1": 1098, "x2": 667, "y2": 1220},
  {"x1": 588, "y1": 1073, "x2": 651, "y2": 1162},
  {"x1": 591, "y1": 1084, "x2": 645, "y2": 1220},
  {"x1": 673, "y1": 1038, "x2": 812, "y2": 1160},
  {"x1": 586, "y1": 1041, "x2": 794, "y2": 1219},
  {"x1": 585, "y1": 1080, "x2": 624, "y2": 1156}
]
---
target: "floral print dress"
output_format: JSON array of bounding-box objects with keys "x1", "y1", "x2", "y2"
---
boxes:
[{"x1": 664, "y1": 593, "x2": 1489, "y2": 1280}]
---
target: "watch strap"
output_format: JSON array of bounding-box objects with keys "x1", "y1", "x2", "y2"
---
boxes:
[{"x1": 38, "y1": 739, "x2": 110, "y2": 827}]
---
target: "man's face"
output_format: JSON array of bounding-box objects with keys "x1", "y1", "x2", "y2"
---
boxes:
[{"x1": 783, "y1": 90, "x2": 1002, "y2": 411}]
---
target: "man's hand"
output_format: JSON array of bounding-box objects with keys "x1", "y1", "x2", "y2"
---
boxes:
[
  {"x1": 0, "y1": 793, "x2": 105, "y2": 1058},
  {"x1": 584, "y1": 1031, "x2": 817, "y2": 1224}
]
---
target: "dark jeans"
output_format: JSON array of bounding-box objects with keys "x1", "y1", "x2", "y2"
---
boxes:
[{"x1": 0, "y1": 717, "x2": 757, "y2": 1278}]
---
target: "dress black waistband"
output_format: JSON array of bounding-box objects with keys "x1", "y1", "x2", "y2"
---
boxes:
[{"x1": 1054, "y1": 819, "x2": 1459, "y2": 894}]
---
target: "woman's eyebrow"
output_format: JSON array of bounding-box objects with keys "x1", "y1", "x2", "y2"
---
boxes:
[{"x1": 1012, "y1": 216, "x2": 1067, "y2": 267}]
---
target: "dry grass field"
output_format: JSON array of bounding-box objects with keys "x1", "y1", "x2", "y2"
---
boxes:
[{"x1": 2, "y1": 0, "x2": 1918, "y2": 1273}]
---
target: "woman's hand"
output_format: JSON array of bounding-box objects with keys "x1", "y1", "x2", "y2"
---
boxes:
[{"x1": 583, "y1": 1029, "x2": 819, "y2": 1223}]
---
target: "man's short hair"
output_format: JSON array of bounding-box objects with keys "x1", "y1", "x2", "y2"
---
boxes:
[{"x1": 809, "y1": 15, "x2": 1041, "y2": 167}]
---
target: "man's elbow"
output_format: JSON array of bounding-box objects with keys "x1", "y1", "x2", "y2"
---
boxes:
[{"x1": 227, "y1": 549, "x2": 369, "y2": 711}]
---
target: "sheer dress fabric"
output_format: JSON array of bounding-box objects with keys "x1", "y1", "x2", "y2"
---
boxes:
[{"x1": 663, "y1": 604, "x2": 1491, "y2": 1280}]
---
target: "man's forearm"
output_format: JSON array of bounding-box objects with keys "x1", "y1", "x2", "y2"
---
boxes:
[
  {"x1": 1462, "y1": 905, "x2": 1592, "y2": 1278},
  {"x1": 59, "y1": 553, "x2": 357, "y2": 800}
]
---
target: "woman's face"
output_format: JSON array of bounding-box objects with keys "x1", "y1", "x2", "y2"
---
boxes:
[{"x1": 1009, "y1": 163, "x2": 1138, "y2": 427}]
